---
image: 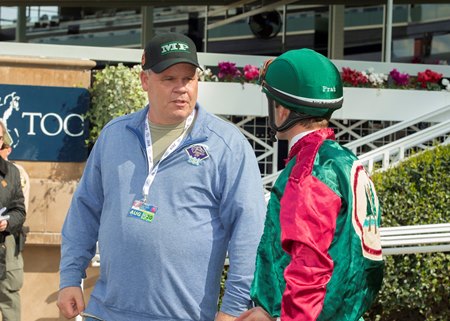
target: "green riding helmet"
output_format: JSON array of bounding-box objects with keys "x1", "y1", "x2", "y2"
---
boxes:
[{"x1": 260, "y1": 49, "x2": 344, "y2": 136}]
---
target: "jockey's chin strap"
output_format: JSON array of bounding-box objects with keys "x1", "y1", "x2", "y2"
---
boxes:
[{"x1": 267, "y1": 97, "x2": 318, "y2": 142}]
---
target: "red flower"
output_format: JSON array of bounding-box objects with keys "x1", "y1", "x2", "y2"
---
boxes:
[
  {"x1": 416, "y1": 69, "x2": 442, "y2": 88},
  {"x1": 341, "y1": 67, "x2": 368, "y2": 87}
]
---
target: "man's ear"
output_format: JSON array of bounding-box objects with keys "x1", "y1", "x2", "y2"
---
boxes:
[
  {"x1": 140, "y1": 71, "x2": 149, "y2": 91},
  {"x1": 277, "y1": 105, "x2": 291, "y2": 123}
]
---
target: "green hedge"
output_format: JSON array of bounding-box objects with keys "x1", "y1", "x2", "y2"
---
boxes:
[
  {"x1": 86, "y1": 64, "x2": 147, "y2": 145},
  {"x1": 367, "y1": 144, "x2": 450, "y2": 321}
]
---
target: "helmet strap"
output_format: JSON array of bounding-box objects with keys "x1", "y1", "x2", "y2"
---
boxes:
[
  {"x1": 267, "y1": 97, "x2": 317, "y2": 139},
  {"x1": 267, "y1": 98, "x2": 279, "y2": 142}
]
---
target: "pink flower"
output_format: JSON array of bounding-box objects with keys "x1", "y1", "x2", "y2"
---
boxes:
[
  {"x1": 218, "y1": 61, "x2": 241, "y2": 82},
  {"x1": 389, "y1": 69, "x2": 410, "y2": 86},
  {"x1": 243, "y1": 64, "x2": 260, "y2": 82}
]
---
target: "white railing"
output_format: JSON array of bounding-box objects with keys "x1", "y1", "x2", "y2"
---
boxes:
[
  {"x1": 90, "y1": 223, "x2": 450, "y2": 270},
  {"x1": 263, "y1": 103, "x2": 450, "y2": 191},
  {"x1": 380, "y1": 223, "x2": 450, "y2": 255},
  {"x1": 359, "y1": 118, "x2": 450, "y2": 173},
  {"x1": 344, "y1": 104, "x2": 450, "y2": 155},
  {"x1": 259, "y1": 108, "x2": 450, "y2": 252}
]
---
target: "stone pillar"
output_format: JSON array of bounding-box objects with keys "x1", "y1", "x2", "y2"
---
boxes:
[{"x1": 0, "y1": 56, "x2": 98, "y2": 321}]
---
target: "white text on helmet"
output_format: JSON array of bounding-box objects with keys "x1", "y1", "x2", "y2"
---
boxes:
[{"x1": 322, "y1": 86, "x2": 336, "y2": 92}]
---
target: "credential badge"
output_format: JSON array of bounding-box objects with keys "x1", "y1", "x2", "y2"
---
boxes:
[{"x1": 185, "y1": 144, "x2": 209, "y2": 166}]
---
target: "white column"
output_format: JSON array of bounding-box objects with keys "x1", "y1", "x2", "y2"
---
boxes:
[{"x1": 384, "y1": 0, "x2": 393, "y2": 62}]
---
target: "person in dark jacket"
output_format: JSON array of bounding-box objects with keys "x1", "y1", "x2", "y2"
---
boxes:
[{"x1": 0, "y1": 120, "x2": 26, "y2": 321}]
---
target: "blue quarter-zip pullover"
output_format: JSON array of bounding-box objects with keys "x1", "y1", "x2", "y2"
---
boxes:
[{"x1": 60, "y1": 104, "x2": 266, "y2": 321}]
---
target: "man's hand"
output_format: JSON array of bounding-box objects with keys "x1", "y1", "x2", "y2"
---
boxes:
[
  {"x1": 0, "y1": 219, "x2": 8, "y2": 232},
  {"x1": 235, "y1": 307, "x2": 276, "y2": 321},
  {"x1": 57, "y1": 286, "x2": 85, "y2": 319},
  {"x1": 215, "y1": 311, "x2": 237, "y2": 321}
]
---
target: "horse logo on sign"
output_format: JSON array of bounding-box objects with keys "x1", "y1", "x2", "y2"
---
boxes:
[{"x1": 0, "y1": 91, "x2": 21, "y2": 148}]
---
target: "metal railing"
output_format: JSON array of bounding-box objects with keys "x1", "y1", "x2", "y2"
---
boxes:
[
  {"x1": 259, "y1": 106, "x2": 450, "y2": 253},
  {"x1": 344, "y1": 104, "x2": 450, "y2": 155},
  {"x1": 90, "y1": 222, "x2": 450, "y2": 271},
  {"x1": 263, "y1": 103, "x2": 450, "y2": 192},
  {"x1": 380, "y1": 223, "x2": 450, "y2": 255},
  {"x1": 359, "y1": 118, "x2": 450, "y2": 173}
]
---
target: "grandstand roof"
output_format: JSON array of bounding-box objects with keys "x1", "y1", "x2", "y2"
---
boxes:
[{"x1": 3, "y1": 0, "x2": 450, "y2": 6}]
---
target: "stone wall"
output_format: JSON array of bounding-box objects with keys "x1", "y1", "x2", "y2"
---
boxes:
[{"x1": 0, "y1": 55, "x2": 99, "y2": 321}]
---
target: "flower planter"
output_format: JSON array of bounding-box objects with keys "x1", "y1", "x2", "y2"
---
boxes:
[
  {"x1": 198, "y1": 82, "x2": 450, "y2": 121},
  {"x1": 198, "y1": 82, "x2": 267, "y2": 117},
  {"x1": 336, "y1": 88, "x2": 450, "y2": 121}
]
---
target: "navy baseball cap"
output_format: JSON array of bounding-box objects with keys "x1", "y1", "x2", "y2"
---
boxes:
[{"x1": 141, "y1": 32, "x2": 201, "y2": 73}]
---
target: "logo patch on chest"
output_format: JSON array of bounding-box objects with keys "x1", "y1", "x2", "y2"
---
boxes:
[{"x1": 185, "y1": 144, "x2": 209, "y2": 166}]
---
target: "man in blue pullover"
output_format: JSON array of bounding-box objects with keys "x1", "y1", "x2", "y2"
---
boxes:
[{"x1": 57, "y1": 32, "x2": 266, "y2": 321}]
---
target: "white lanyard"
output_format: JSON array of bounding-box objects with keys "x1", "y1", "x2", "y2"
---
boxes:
[{"x1": 142, "y1": 109, "x2": 195, "y2": 201}]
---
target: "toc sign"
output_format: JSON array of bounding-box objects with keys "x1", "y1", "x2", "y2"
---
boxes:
[{"x1": 0, "y1": 84, "x2": 89, "y2": 162}]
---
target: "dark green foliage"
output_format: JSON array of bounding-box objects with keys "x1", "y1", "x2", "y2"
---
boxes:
[
  {"x1": 367, "y1": 144, "x2": 450, "y2": 321},
  {"x1": 218, "y1": 265, "x2": 229, "y2": 309},
  {"x1": 86, "y1": 64, "x2": 147, "y2": 145}
]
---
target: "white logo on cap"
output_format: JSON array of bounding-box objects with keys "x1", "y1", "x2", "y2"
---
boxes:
[{"x1": 161, "y1": 42, "x2": 190, "y2": 55}]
